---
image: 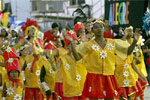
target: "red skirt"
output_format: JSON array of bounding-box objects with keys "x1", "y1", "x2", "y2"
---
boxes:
[
  {"x1": 82, "y1": 73, "x2": 121, "y2": 99},
  {"x1": 134, "y1": 78, "x2": 148, "y2": 98},
  {"x1": 120, "y1": 86, "x2": 138, "y2": 99},
  {"x1": 55, "y1": 82, "x2": 87, "y2": 100}
]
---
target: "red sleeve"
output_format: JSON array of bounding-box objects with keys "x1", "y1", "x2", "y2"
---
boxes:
[
  {"x1": 43, "y1": 30, "x2": 56, "y2": 44},
  {"x1": 43, "y1": 31, "x2": 49, "y2": 43}
]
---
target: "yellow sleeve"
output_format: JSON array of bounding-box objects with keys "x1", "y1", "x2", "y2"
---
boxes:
[
  {"x1": 43, "y1": 59, "x2": 55, "y2": 91},
  {"x1": 115, "y1": 39, "x2": 130, "y2": 60},
  {"x1": 76, "y1": 41, "x2": 91, "y2": 57}
]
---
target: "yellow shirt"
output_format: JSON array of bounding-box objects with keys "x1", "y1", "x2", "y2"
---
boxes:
[
  {"x1": 25, "y1": 55, "x2": 47, "y2": 88},
  {"x1": 42, "y1": 60, "x2": 55, "y2": 91},
  {"x1": 60, "y1": 54, "x2": 87, "y2": 97},
  {"x1": 55, "y1": 48, "x2": 68, "y2": 83},
  {"x1": 76, "y1": 39, "x2": 129, "y2": 75},
  {"x1": 115, "y1": 54, "x2": 138, "y2": 87},
  {"x1": 5, "y1": 76, "x2": 23, "y2": 100}
]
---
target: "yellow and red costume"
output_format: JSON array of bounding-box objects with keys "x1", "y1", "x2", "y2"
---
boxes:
[
  {"x1": 76, "y1": 39, "x2": 129, "y2": 99},
  {"x1": 134, "y1": 47, "x2": 148, "y2": 100},
  {"x1": 54, "y1": 48, "x2": 68, "y2": 99},
  {"x1": 54, "y1": 30, "x2": 87, "y2": 100},
  {"x1": 4, "y1": 58, "x2": 23, "y2": 100},
  {"x1": 115, "y1": 54, "x2": 139, "y2": 100},
  {"x1": 24, "y1": 55, "x2": 48, "y2": 100}
]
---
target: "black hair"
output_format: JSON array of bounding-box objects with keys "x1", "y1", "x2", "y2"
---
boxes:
[
  {"x1": 0, "y1": 28, "x2": 8, "y2": 37},
  {"x1": 51, "y1": 23, "x2": 59, "y2": 29}
]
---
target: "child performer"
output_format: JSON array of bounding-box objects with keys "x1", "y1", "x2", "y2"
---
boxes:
[{"x1": 2, "y1": 58, "x2": 23, "y2": 100}]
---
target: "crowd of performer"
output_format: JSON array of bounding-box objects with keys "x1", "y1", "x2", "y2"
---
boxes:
[{"x1": 0, "y1": 18, "x2": 150, "y2": 100}]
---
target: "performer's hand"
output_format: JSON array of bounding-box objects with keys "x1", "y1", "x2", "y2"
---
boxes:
[
  {"x1": 140, "y1": 75, "x2": 147, "y2": 82},
  {"x1": 134, "y1": 28, "x2": 142, "y2": 42}
]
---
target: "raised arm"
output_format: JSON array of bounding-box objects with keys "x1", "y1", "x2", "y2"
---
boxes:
[
  {"x1": 70, "y1": 41, "x2": 82, "y2": 61},
  {"x1": 143, "y1": 49, "x2": 150, "y2": 53},
  {"x1": 128, "y1": 28, "x2": 142, "y2": 55}
]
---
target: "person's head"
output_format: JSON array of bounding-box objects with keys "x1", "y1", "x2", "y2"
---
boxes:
[
  {"x1": 6, "y1": 59, "x2": 20, "y2": 80},
  {"x1": 1, "y1": 28, "x2": 8, "y2": 37},
  {"x1": 8, "y1": 70, "x2": 20, "y2": 80},
  {"x1": 61, "y1": 28, "x2": 67, "y2": 36},
  {"x1": 91, "y1": 20, "x2": 105, "y2": 37},
  {"x1": 77, "y1": 29, "x2": 85, "y2": 37},
  {"x1": 20, "y1": 45, "x2": 30, "y2": 57},
  {"x1": 64, "y1": 30, "x2": 78, "y2": 51},
  {"x1": 28, "y1": 26, "x2": 37, "y2": 37},
  {"x1": 104, "y1": 19, "x2": 109, "y2": 27},
  {"x1": 85, "y1": 21, "x2": 92, "y2": 33},
  {"x1": 51, "y1": 23, "x2": 59, "y2": 35},
  {"x1": 74, "y1": 22, "x2": 85, "y2": 37},
  {"x1": 124, "y1": 26, "x2": 133, "y2": 38},
  {"x1": 11, "y1": 30, "x2": 18, "y2": 37}
]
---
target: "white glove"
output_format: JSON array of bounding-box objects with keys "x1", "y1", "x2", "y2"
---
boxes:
[
  {"x1": 41, "y1": 82, "x2": 50, "y2": 92},
  {"x1": 22, "y1": 71, "x2": 26, "y2": 81},
  {"x1": 2, "y1": 97, "x2": 6, "y2": 100}
]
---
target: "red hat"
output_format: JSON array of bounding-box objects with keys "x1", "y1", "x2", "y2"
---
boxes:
[
  {"x1": 3, "y1": 47, "x2": 19, "y2": 60},
  {"x1": 64, "y1": 30, "x2": 78, "y2": 47},
  {"x1": 21, "y1": 19, "x2": 38, "y2": 34},
  {"x1": 74, "y1": 22, "x2": 85, "y2": 34},
  {"x1": 6, "y1": 58, "x2": 20, "y2": 73},
  {"x1": 44, "y1": 42, "x2": 57, "y2": 50}
]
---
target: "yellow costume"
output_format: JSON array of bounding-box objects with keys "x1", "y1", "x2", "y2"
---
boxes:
[
  {"x1": 41, "y1": 59, "x2": 55, "y2": 92},
  {"x1": 25, "y1": 55, "x2": 47, "y2": 88},
  {"x1": 115, "y1": 54, "x2": 138, "y2": 87},
  {"x1": 55, "y1": 48, "x2": 68, "y2": 83},
  {"x1": 5, "y1": 75, "x2": 23, "y2": 100},
  {"x1": 76, "y1": 39, "x2": 130, "y2": 99},
  {"x1": 59, "y1": 54, "x2": 87, "y2": 97}
]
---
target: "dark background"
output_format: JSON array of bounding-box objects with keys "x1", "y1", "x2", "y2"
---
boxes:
[{"x1": 105, "y1": 0, "x2": 148, "y2": 33}]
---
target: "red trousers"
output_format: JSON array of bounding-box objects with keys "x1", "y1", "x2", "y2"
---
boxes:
[{"x1": 24, "y1": 88, "x2": 44, "y2": 100}]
